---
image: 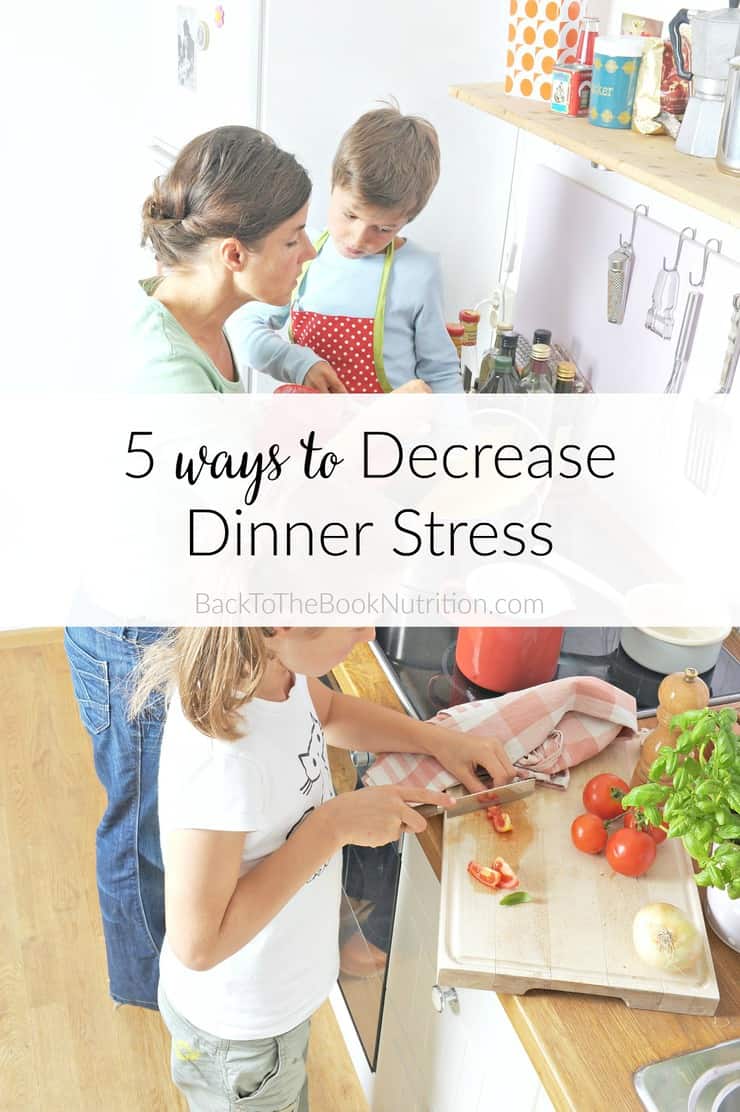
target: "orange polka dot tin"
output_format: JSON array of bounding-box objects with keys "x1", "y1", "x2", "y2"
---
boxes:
[{"x1": 505, "y1": 0, "x2": 583, "y2": 101}]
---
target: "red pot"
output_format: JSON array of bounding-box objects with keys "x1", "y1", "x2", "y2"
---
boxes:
[{"x1": 455, "y1": 627, "x2": 564, "y2": 693}]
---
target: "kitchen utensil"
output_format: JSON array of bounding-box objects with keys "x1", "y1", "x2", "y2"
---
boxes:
[
  {"x1": 630, "y1": 667, "x2": 710, "y2": 787},
  {"x1": 608, "y1": 203, "x2": 649, "y2": 325},
  {"x1": 718, "y1": 290, "x2": 740, "y2": 393},
  {"x1": 717, "y1": 55, "x2": 740, "y2": 173},
  {"x1": 436, "y1": 731, "x2": 720, "y2": 1013},
  {"x1": 684, "y1": 291, "x2": 740, "y2": 493},
  {"x1": 634, "y1": 1039, "x2": 740, "y2": 1111},
  {"x1": 670, "y1": 5, "x2": 740, "y2": 157},
  {"x1": 415, "y1": 775, "x2": 536, "y2": 819},
  {"x1": 645, "y1": 226, "x2": 696, "y2": 340},
  {"x1": 620, "y1": 624, "x2": 731, "y2": 674},
  {"x1": 664, "y1": 238, "x2": 722, "y2": 392},
  {"x1": 455, "y1": 627, "x2": 564, "y2": 692}
]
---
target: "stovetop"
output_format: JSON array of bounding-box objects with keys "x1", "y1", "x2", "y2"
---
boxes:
[{"x1": 371, "y1": 627, "x2": 740, "y2": 721}]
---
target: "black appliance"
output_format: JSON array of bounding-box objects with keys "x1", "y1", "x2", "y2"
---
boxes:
[{"x1": 371, "y1": 627, "x2": 740, "y2": 722}]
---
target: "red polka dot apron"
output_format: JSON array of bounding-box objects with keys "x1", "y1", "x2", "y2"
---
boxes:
[{"x1": 289, "y1": 231, "x2": 394, "y2": 394}]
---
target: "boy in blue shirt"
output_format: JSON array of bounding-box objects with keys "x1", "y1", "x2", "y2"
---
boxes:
[{"x1": 230, "y1": 105, "x2": 463, "y2": 394}]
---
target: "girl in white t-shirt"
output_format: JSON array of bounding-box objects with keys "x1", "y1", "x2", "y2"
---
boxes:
[{"x1": 131, "y1": 626, "x2": 516, "y2": 1112}]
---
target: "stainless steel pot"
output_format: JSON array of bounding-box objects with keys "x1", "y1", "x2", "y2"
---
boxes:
[
  {"x1": 620, "y1": 625, "x2": 731, "y2": 674},
  {"x1": 717, "y1": 54, "x2": 740, "y2": 174}
]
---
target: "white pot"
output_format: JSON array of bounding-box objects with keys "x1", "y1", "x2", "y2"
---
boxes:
[
  {"x1": 620, "y1": 624, "x2": 731, "y2": 675},
  {"x1": 705, "y1": 882, "x2": 740, "y2": 953}
]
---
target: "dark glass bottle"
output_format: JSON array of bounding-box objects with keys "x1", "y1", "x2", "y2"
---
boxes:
[
  {"x1": 554, "y1": 361, "x2": 576, "y2": 393},
  {"x1": 481, "y1": 354, "x2": 521, "y2": 394}
]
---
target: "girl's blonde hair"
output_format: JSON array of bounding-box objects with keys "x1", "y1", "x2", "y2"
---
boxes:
[{"x1": 130, "y1": 628, "x2": 275, "y2": 740}]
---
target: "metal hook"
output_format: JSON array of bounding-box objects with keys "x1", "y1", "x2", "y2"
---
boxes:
[
  {"x1": 619, "y1": 203, "x2": 649, "y2": 248},
  {"x1": 689, "y1": 237, "x2": 723, "y2": 288},
  {"x1": 662, "y1": 226, "x2": 697, "y2": 272}
]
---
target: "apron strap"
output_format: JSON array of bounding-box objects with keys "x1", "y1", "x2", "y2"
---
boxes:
[
  {"x1": 289, "y1": 232, "x2": 395, "y2": 394},
  {"x1": 372, "y1": 240, "x2": 394, "y2": 394},
  {"x1": 288, "y1": 231, "x2": 330, "y2": 341}
]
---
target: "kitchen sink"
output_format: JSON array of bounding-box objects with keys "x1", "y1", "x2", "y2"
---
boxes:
[{"x1": 634, "y1": 1039, "x2": 740, "y2": 1111}]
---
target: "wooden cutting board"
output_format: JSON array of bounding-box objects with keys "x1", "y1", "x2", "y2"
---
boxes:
[{"x1": 437, "y1": 732, "x2": 720, "y2": 1014}]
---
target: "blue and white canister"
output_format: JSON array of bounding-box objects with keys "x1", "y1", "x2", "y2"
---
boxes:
[{"x1": 589, "y1": 35, "x2": 644, "y2": 129}]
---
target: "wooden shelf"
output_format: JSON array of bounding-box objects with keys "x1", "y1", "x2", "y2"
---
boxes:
[{"x1": 449, "y1": 82, "x2": 740, "y2": 229}]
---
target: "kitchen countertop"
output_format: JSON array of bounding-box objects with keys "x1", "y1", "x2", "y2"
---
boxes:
[{"x1": 331, "y1": 641, "x2": 740, "y2": 1112}]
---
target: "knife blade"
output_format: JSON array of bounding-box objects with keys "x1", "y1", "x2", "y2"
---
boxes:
[{"x1": 414, "y1": 776, "x2": 536, "y2": 820}]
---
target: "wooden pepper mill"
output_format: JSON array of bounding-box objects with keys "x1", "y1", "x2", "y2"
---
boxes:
[{"x1": 630, "y1": 667, "x2": 710, "y2": 787}]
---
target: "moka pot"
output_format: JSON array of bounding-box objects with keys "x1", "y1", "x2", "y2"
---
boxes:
[{"x1": 669, "y1": 3, "x2": 740, "y2": 156}]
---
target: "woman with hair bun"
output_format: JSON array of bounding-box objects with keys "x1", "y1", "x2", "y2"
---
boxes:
[
  {"x1": 64, "y1": 125, "x2": 316, "y2": 1011},
  {"x1": 133, "y1": 124, "x2": 315, "y2": 392}
]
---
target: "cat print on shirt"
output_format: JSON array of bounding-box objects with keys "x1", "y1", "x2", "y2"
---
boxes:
[
  {"x1": 298, "y1": 713, "x2": 330, "y2": 796},
  {"x1": 287, "y1": 712, "x2": 334, "y2": 880}
]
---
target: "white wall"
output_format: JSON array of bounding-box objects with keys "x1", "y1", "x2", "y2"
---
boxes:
[{"x1": 260, "y1": 0, "x2": 517, "y2": 323}]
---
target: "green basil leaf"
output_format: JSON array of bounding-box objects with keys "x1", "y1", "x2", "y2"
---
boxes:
[
  {"x1": 716, "y1": 823, "x2": 740, "y2": 840},
  {"x1": 648, "y1": 758, "x2": 667, "y2": 782},
  {"x1": 668, "y1": 816, "x2": 691, "y2": 838},
  {"x1": 499, "y1": 891, "x2": 533, "y2": 906}
]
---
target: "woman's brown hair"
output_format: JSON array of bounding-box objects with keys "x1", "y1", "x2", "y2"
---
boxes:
[
  {"x1": 141, "y1": 125, "x2": 311, "y2": 267},
  {"x1": 130, "y1": 627, "x2": 274, "y2": 740}
]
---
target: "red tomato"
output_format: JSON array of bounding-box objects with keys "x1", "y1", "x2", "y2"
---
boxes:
[
  {"x1": 492, "y1": 856, "x2": 519, "y2": 889},
  {"x1": 624, "y1": 809, "x2": 668, "y2": 844},
  {"x1": 467, "y1": 861, "x2": 502, "y2": 889},
  {"x1": 570, "y1": 812, "x2": 608, "y2": 854},
  {"x1": 486, "y1": 806, "x2": 513, "y2": 833},
  {"x1": 582, "y1": 773, "x2": 629, "y2": 820},
  {"x1": 605, "y1": 828, "x2": 656, "y2": 877}
]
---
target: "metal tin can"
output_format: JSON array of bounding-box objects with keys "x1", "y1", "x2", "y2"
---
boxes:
[
  {"x1": 551, "y1": 63, "x2": 593, "y2": 116},
  {"x1": 590, "y1": 35, "x2": 644, "y2": 129}
]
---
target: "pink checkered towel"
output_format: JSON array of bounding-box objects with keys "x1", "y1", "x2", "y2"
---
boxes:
[{"x1": 362, "y1": 676, "x2": 638, "y2": 793}]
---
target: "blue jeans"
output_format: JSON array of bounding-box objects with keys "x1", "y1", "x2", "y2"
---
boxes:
[{"x1": 64, "y1": 627, "x2": 167, "y2": 1009}]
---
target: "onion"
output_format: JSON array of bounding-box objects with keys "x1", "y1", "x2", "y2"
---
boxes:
[{"x1": 632, "y1": 903, "x2": 703, "y2": 974}]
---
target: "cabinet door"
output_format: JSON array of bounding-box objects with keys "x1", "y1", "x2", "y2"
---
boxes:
[{"x1": 373, "y1": 836, "x2": 554, "y2": 1112}]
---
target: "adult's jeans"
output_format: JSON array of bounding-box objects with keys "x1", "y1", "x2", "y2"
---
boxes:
[{"x1": 64, "y1": 627, "x2": 167, "y2": 1009}]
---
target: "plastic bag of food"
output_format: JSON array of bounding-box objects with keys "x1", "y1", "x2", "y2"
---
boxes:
[{"x1": 632, "y1": 35, "x2": 690, "y2": 134}]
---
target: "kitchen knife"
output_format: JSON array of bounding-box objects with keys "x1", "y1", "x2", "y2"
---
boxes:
[{"x1": 414, "y1": 776, "x2": 536, "y2": 820}]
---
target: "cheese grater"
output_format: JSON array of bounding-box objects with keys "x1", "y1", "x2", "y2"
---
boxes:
[
  {"x1": 607, "y1": 203, "x2": 648, "y2": 325},
  {"x1": 607, "y1": 244, "x2": 634, "y2": 324}
]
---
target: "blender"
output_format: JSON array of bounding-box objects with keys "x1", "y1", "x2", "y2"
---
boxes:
[{"x1": 669, "y1": 3, "x2": 740, "y2": 156}]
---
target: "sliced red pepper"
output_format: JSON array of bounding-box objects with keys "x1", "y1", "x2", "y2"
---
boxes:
[
  {"x1": 486, "y1": 806, "x2": 513, "y2": 833},
  {"x1": 467, "y1": 860, "x2": 502, "y2": 889},
  {"x1": 492, "y1": 856, "x2": 520, "y2": 889}
]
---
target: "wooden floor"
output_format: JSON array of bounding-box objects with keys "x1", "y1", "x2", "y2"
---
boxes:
[{"x1": 0, "y1": 630, "x2": 368, "y2": 1112}]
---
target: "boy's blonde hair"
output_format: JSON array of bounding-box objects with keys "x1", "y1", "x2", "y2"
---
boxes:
[
  {"x1": 332, "y1": 104, "x2": 440, "y2": 222},
  {"x1": 130, "y1": 628, "x2": 274, "y2": 740}
]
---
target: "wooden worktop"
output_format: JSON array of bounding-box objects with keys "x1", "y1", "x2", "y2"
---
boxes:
[{"x1": 331, "y1": 641, "x2": 740, "y2": 1112}]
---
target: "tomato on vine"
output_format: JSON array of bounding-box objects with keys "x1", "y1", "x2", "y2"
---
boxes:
[
  {"x1": 605, "y1": 828, "x2": 656, "y2": 877},
  {"x1": 582, "y1": 773, "x2": 629, "y2": 820},
  {"x1": 571, "y1": 812, "x2": 608, "y2": 854},
  {"x1": 624, "y1": 808, "x2": 667, "y2": 845}
]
